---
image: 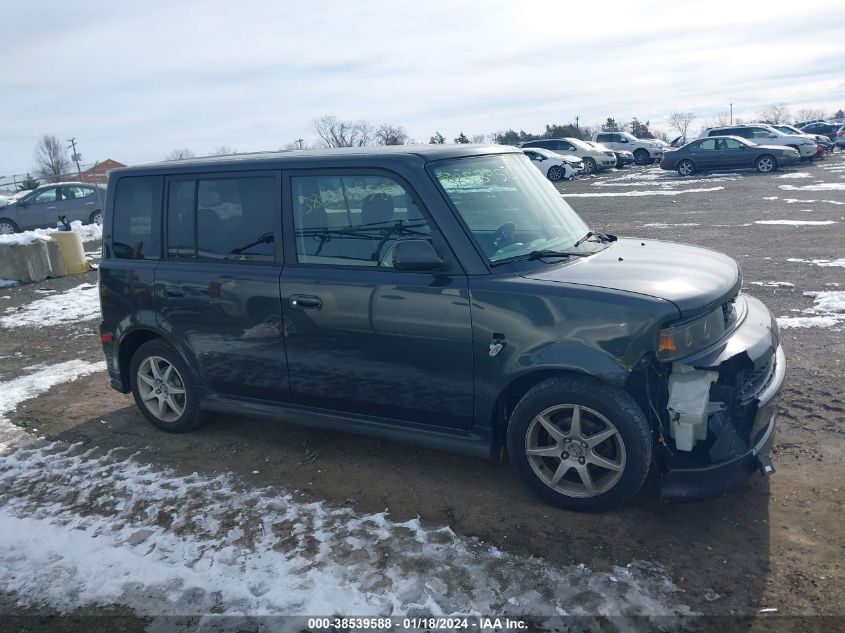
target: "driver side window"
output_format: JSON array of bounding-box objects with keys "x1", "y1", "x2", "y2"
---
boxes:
[
  {"x1": 291, "y1": 174, "x2": 433, "y2": 267},
  {"x1": 31, "y1": 188, "x2": 58, "y2": 204}
]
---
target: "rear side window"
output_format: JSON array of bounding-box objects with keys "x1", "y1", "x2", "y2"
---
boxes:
[
  {"x1": 596, "y1": 134, "x2": 611, "y2": 142},
  {"x1": 698, "y1": 139, "x2": 716, "y2": 150},
  {"x1": 166, "y1": 175, "x2": 276, "y2": 262},
  {"x1": 112, "y1": 176, "x2": 162, "y2": 260}
]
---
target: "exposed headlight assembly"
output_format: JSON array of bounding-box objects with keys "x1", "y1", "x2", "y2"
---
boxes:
[{"x1": 657, "y1": 306, "x2": 728, "y2": 361}]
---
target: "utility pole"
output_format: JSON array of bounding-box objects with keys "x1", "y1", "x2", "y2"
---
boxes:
[
  {"x1": 575, "y1": 116, "x2": 580, "y2": 130},
  {"x1": 295, "y1": 138, "x2": 304, "y2": 149},
  {"x1": 729, "y1": 102, "x2": 733, "y2": 125},
  {"x1": 67, "y1": 137, "x2": 83, "y2": 180}
]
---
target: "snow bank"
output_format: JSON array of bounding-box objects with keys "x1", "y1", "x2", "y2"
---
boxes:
[
  {"x1": 0, "y1": 282, "x2": 100, "y2": 328},
  {"x1": 0, "y1": 220, "x2": 102, "y2": 246},
  {"x1": 754, "y1": 220, "x2": 836, "y2": 226},
  {"x1": 777, "y1": 291, "x2": 845, "y2": 329}
]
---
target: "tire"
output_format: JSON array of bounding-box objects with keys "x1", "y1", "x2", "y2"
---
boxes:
[
  {"x1": 0, "y1": 218, "x2": 19, "y2": 235},
  {"x1": 582, "y1": 157, "x2": 597, "y2": 174},
  {"x1": 547, "y1": 165, "x2": 564, "y2": 182},
  {"x1": 755, "y1": 155, "x2": 777, "y2": 173},
  {"x1": 633, "y1": 149, "x2": 650, "y2": 165},
  {"x1": 129, "y1": 340, "x2": 204, "y2": 433},
  {"x1": 677, "y1": 160, "x2": 696, "y2": 177},
  {"x1": 89, "y1": 210, "x2": 103, "y2": 225},
  {"x1": 506, "y1": 375, "x2": 652, "y2": 512}
]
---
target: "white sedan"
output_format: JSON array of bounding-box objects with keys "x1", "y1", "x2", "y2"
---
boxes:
[{"x1": 522, "y1": 148, "x2": 578, "y2": 182}]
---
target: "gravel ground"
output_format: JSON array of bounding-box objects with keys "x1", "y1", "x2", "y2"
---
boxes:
[{"x1": 0, "y1": 152, "x2": 842, "y2": 629}]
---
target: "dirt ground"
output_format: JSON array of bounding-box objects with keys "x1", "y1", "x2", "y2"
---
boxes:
[{"x1": 1, "y1": 153, "x2": 843, "y2": 627}]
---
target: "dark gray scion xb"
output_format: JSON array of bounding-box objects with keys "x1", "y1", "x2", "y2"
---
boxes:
[{"x1": 99, "y1": 145, "x2": 785, "y2": 511}]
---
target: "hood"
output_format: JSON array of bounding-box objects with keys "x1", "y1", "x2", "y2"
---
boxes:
[
  {"x1": 756, "y1": 144, "x2": 793, "y2": 152},
  {"x1": 520, "y1": 238, "x2": 740, "y2": 317}
]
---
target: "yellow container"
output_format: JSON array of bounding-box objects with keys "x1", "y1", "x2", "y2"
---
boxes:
[{"x1": 51, "y1": 231, "x2": 90, "y2": 275}]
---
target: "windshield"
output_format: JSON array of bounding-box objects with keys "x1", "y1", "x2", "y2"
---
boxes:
[
  {"x1": 431, "y1": 154, "x2": 590, "y2": 264},
  {"x1": 620, "y1": 132, "x2": 638, "y2": 141}
]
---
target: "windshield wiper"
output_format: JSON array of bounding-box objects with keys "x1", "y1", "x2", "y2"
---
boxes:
[
  {"x1": 572, "y1": 231, "x2": 613, "y2": 247},
  {"x1": 526, "y1": 249, "x2": 591, "y2": 260}
]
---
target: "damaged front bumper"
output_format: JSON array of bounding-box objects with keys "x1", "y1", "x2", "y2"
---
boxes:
[{"x1": 660, "y1": 295, "x2": 786, "y2": 503}]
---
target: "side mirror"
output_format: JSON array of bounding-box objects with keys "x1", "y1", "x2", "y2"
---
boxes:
[
  {"x1": 391, "y1": 239, "x2": 444, "y2": 272},
  {"x1": 619, "y1": 138, "x2": 628, "y2": 143}
]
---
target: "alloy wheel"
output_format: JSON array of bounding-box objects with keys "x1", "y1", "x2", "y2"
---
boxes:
[
  {"x1": 136, "y1": 355, "x2": 187, "y2": 422},
  {"x1": 757, "y1": 156, "x2": 775, "y2": 172},
  {"x1": 524, "y1": 404, "x2": 626, "y2": 498},
  {"x1": 547, "y1": 165, "x2": 564, "y2": 181},
  {"x1": 0, "y1": 221, "x2": 15, "y2": 235},
  {"x1": 678, "y1": 160, "x2": 695, "y2": 176}
]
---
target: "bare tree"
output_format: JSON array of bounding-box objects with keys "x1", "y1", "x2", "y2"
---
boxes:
[
  {"x1": 212, "y1": 145, "x2": 237, "y2": 156},
  {"x1": 165, "y1": 148, "x2": 196, "y2": 161},
  {"x1": 34, "y1": 134, "x2": 70, "y2": 182},
  {"x1": 703, "y1": 112, "x2": 731, "y2": 128},
  {"x1": 758, "y1": 103, "x2": 790, "y2": 124},
  {"x1": 375, "y1": 124, "x2": 409, "y2": 146},
  {"x1": 669, "y1": 112, "x2": 695, "y2": 141},
  {"x1": 794, "y1": 107, "x2": 827, "y2": 123},
  {"x1": 313, "y1": 115, "x2": 374, "y2": 148}
]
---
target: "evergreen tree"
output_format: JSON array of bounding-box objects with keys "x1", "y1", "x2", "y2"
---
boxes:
[
  {"x1": 454, "y1": 132, "x2": 470, "y2": 144},
  {"x1": 630, "y1": 117, "x2": 653, "y2": 138},
  {"x1": 16, "y1": 175, "x2": 40, "y2": 191},
  {"x1": 429, "y1": 132, "x2": 446, "y2": 144},
  {"x1": 601, "y1": 118, "x2": 619, "y2": 132}
]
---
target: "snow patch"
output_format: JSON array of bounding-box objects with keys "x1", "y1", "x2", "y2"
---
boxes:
[
  {"x1": 787, "y1": 258, "x2": 845, "y2": 268},
  {"x1": 0, "y1": 283, "x2": 100, "y2": 328},
  {"x1": 777, "y1": 291, "x2": 845, "y2": 329},
  {"x1": 753, "y1": 220, "x2": 836, "y2": 226},
  {"x1": 750, "y1": 281, "x2": 794, "y2": 288},
  {"x1": 565, "y1": 186, "x2": 724, "y2": 198},
  {"x1": 778, "y1": 183, "x2": 845, "y2": 192},
  {"x1": 761, "y1": 196, "x2": 779, "y2": 200},
  {"x1": 0, "y1": 366, "x2": 694, "y2": 620},
  {"x1": 641, "y1": 223, "x2": 700, "y2": 228},
  {"x1": 776, "y1": 172, "x2": 811, "y2": 179}
]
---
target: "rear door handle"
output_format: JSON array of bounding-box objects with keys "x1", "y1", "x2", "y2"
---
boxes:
[{"x1": 290, "y1": 294, "x2": 322, "y2": 310}]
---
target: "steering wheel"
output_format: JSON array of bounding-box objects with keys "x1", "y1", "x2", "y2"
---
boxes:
[{"x1": 490, "y1": 222, "x2": 516, "y2": 251}]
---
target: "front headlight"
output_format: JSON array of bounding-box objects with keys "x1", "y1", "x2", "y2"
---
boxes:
[{"x1": 657, "y1": 306, "x2": 728, "y2": 361}]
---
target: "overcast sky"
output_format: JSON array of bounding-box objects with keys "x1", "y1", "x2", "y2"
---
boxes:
[{"x1": 2, "y1": 0, "x2": 844, "y2": 177}]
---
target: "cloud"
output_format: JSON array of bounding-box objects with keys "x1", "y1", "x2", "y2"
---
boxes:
[{"x1": 1, "y1": 0, "x2": 844, "y2": 174}]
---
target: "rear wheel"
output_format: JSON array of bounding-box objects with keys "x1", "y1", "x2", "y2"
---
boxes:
[
  {"x1": 677, "y1": 160, "x2": 696, "y2": 176},
  {"x1": 755, "y1": 155, "x2": 777, "y2": 173},
  {"x1": 582, "y1": 157, "x2": 597, "y2": 174},
  {"x1": 547, "y1": 165, "x2": 564, "y2": 182},
  {"x1": 506, "y1": 375, "x2": 652, "y2": 511},
  {"x1": 633, "y1": 149, "x2": 650, "y2": 165},
  {"x1": 0, "y1": 218, "x2": 18, "y2": 234},
  {"x1": 130, "y1": 340, "x2": 204, "y2": 433}
]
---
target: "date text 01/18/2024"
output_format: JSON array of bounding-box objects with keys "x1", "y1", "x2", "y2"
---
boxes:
[{"x1": 307, "y1": 617, "x2": 528, "y2": 630}]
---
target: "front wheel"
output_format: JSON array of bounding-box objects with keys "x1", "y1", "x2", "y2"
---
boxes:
[
  {"x1": 677, "y1": 160, "x2": 696, "y2": 176},
  {"x1": 130, "y1": 340, "x2": 204, "y2": 433},
  {"x1": 547, "y1": 165, "x2": 564, "y2": 182},
  {"x1": 633, "y1": 149, "x2": 650, "y2": 165},
  {"x1": 506, "y1": 375, "x2": 652, "y2": 511},
  {"x1": 581, "y1": 157, "x2": 597, "y2": 174},
  {"x1": 755, "y1": 155, "x2": 777, "y2": 173}
]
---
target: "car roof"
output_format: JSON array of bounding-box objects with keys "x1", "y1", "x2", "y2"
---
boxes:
[
  {"x1": 114, "y1": 144, "x2": 519, "y2": 177},
  {"x1": 34, "y1": 181, "x2": 103, "y2": 188}
]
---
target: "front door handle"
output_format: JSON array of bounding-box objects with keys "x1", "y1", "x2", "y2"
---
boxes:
[{"x1": 290, "y1": 294, "x2": 322, "y2": 310}]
